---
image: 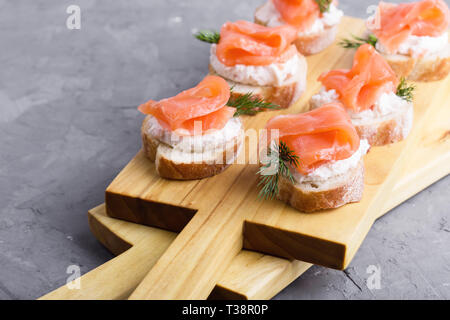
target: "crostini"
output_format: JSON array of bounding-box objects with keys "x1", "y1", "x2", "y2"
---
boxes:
[
  {"x1": 311, "y1": 44, "x2": 414, "y2": 146},
  {"x1": 255, "y1": 0, "x2": 344, "y2": 55},
  {"x1": 341, "y1": 0, "x2": 450, "y2": 81},
  {"x1": 196, "y1": 20, "x2": 307, "y2": 109},
  {"x1": 259, "y1": 103, "x2": 369, "y2": 212},
  {"x1": 138, "y1": 75, "x2": 244, "y2": 180}
]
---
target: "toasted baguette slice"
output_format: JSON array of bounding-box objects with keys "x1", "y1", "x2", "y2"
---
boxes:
[
  {"x1": 254, "y1": 3, "x2": 339, "y2": 56},
  {"x1": 310, "y1": 96, "x2": 413, "y2": 146},
  {"x1": 351, "y1": 102, "x2": 414, "y2": 146},
  {"x1": 277, "y1": 160, "x2": 364, "y2": 213},
  {"x1": 380, "y1": 43, "x2": 450, "y2": 82},
  {"x1": 142, "y1": 116, "x2": 243, "y2": 180},
  {"x1": 208, "y1": 54, "x2": 307, "y2": 109},
  {"x1": 292, "y1": 25, "x2": 338, "y2": 56}
]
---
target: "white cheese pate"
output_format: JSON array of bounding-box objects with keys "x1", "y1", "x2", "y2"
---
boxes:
[
  {"x1": 145, "y1": 116, "x2": 242, "y2": 153},
  {"x1": 292, "y1": 139, "x2": 370, "y2": 183},
  {"x1": 310, "y1": 87, "x2": 410, "y2": 122},
  {"x1": 375, "y1": 32, "x2": 449, "y2": 58},
  {"x1": 210, "y1": 44, "x2": 304, "y2": 87}
]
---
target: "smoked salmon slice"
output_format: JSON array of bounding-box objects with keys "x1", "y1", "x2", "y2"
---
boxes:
[
  {"x1": 216, "y1": 20, "x2": 298, "y2": 66},
  {"x1": 138, "y1": 75, "x2": 235, "y2": 135},
  {"x1": 371, "y1": 0, "x2": 450, "y2": 53},
  {"x1": 265, "y1": 103, "x2": 360, "y2": 174},
  {"x1": 272, "y1": 0, "x2": 321, "y2": 31},
  {"x1": 318, "y1": 44, "x2": 398, "y2": 113}
]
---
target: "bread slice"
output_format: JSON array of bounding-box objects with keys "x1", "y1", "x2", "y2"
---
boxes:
[
  {"x1": 141, "y1": 115, "x2": 243, "y2": 180},
  {"x1": 349, "y1": 102, "x2": 413, "y2": 147},
  {"x1": 277, "y1": 160, "x2": 364, "y2": 213},
  {"x1": 208, "y1": 53, "x2": 307, "y2": 109},
  {"x1": 380, "y1": 43, "x2": 450, "y2": 82},
  {"x1": 254, "y1": 3, "x2": 338, "y2": 56},
  {"x1": 292, "y1": 25, "x2": 339, "y2": 56},
  {"x1": 310, "y1": 94, "x2": 413, "y2": 146}
]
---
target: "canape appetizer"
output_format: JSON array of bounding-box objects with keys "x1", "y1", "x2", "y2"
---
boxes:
[
  {"x1": 254, "y1": 0, "x2": 344, "y2": 55},
  {"x1": 340, "y1": 0, "x2": 450, "y2": 81},
  {"x1": 138, "y1": 75, "x2": 278, "y2": 180},
  {"x1": 195, "y1": 20, "x2": 307, "y2": 109},
  {"x1": 311, "y1": 44, "x2": 414, "y2": 146},
  {"x1": 259, "y1": 103, "x2": 369, "y2": 212}
]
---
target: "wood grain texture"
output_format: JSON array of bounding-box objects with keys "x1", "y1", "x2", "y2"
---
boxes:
[
  {"x1": 99, "y1": 17, "x2": 450, "y2": 299},
  {"x1": 127, "y1": 163, "x2": 260, "y2": 299},
  {"x1": 41, "y1": 93, "x2": 449, "y2": 300},
  {"x1": 41, "y1": 114, "x2": 450, "y2": 300},
  {"x1": 243, "y1": 70, "x2": 450, "y2": 268}
]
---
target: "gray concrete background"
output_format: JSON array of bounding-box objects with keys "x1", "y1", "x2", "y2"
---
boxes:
[{"x1": 0, "y1": 0, "x2": 448, "y2": 300}]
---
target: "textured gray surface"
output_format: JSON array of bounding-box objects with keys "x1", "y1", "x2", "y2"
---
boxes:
[{"x1": 0, "y1": 0, "x2": 448, "y2": 300}]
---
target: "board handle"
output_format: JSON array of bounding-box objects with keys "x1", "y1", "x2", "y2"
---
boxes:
[{"x1": 40, "y1": 228, "x2": 175, "y2": 300}]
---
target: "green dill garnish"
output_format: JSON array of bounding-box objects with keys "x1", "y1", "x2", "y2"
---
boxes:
[
  {"x1": 227, "y1": 91, "x2": 281, "y2": 117},
  {"x1": 396, "y1": 77, "x2": 415, "y2": 102},
  {"x1": 194, "y1": 30, "x2": 220, "y2": 44},
  {"x1": 339, "y1": 34, "x2": 378, "y2": 49},
  {"x1": 315, "y1": 0, "x2": 332, "y2": 13},
  {"x1": 258, "y1": 141, "x2": 300, "y2": 200}
]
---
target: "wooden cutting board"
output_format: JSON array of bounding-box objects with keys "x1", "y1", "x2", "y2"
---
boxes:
[
  {"x1": 40, "y1": 16, "x2": 450, "y2": 300},
  {"x1": 40, "y1": 98, "x2": 450, "y2": 300},
  {"x1": 98, "y1": 16, "x2": 450, "y2": 299}
]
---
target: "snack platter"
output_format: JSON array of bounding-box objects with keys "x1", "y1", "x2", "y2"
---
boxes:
[{"x1": 41, "y1": 16, "x2": 450, "y2": 300}]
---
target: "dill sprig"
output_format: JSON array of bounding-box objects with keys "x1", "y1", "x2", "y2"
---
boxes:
[
  {"x1": 194, "y1": 30, "x2": 220, "y2": 44},
  {"x1": 396, "y1": 77, "x2": 415, "y2": 102},
  {"x1": 258, "y1": 141, "x2": 300, "y2": 200},
  {"x1": 339, "y1": 34, "x2": 378, "y2": 49},
  {"x1": 315, "y1": 0, "x2": 332, "y2": 13},
  {"x1": 227, "y1": 91, "x2": 281, "y2": 117}
]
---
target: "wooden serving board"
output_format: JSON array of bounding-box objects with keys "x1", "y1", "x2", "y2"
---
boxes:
[
  {"x1": 40, "y1": 102, "x2": 450, "y2": 300},
  {"x1": 100, "y1": 17, "x2": 450, "y2": 299},
  {"x1": 97, "y1": 16, "x2": 450, "y2": 299},
  {"x1": 41, "y1": 16, "x2": 450, "y2": 300}
]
